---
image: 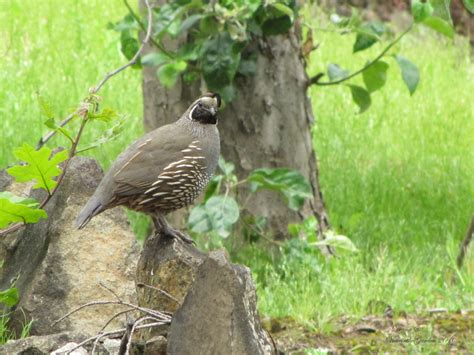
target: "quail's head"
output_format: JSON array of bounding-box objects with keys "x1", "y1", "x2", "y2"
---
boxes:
[{"x1": 188, "y1": 93, "x2": 221, "y2": 124}]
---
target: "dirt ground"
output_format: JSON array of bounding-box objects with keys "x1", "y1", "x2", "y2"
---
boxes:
[{"x1": 267, "y1": 311, "x2": 473, "y2": 353}]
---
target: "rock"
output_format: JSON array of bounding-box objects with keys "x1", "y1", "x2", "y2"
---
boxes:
[
  {"x1": 102, "y1": 338, "x2": 121, "y2": 354},
  {"x1": 0, "y1": 157, "x2": 140, "y2": 336},
  {"x1": 144, "y1": 335, "x2": 167, "y2": 355},
  {"x1": 0, "y1": 332, "x2": 86, "y2": 354},
  {"x1": 51, "y1": 342, "x2": 88, "y2": 355},
  {"x1": 136, "y1": 233, "x2": 205, "y2": 314},
  {"x1": 167, "y1": 250, "x2": 274, "y2": 355}
]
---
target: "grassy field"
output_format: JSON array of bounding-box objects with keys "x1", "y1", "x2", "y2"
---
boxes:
[{"x1": 1, "y1": 0, "x2": 473, "y2": 351}]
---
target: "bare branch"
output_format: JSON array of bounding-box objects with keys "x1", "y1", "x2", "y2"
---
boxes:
[
  {"x1": 126, "y1": 316, "x2": 158, "y2": 354},
  {"x1": 100, "y1": 281, "x2": 123, "y2": 302},
  {"x1": 136, "y1": 282, "x2": 182, "y2": 305}
]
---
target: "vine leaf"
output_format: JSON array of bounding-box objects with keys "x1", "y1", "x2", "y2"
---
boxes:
[
  {"x1": 362, "y1": 60, "x2": 389, "y2": 93},
  {"x1": 348, "y1": 85, "x2": 371, "y2": 113},
  {"x1": 248, "y1": 168, "x2": 312, "y2": 211},
  {"x1": 157, "y1": 60, "x2": 187, "y2": 88},
  {"x1": 0, "y1": 192, "x2": 47, "y2": 228},
  {"x1": 188, "y1": 196, "x2": 240, "y2": 238},
  {"x1": 395, "y1": 55, "x2": 420, "y2": 95},
  {"x1": 7, "y1": 144, "x2": 68, "y2": 194}
]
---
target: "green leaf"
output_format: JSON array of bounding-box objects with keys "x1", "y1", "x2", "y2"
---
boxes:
[
  {"x1": 395, "y1": 55, "x2": 420, "y2": 95},
  {"x1": 141, "y1": 52, "x2": 169, "y2": 67},
  {"x1": 78, "y1": 119, "x2": 125, "y2": 153},
  {"x1": 157, "y1": 61, "x2": 187, "y2": 88},
  {"x1": 203, "y1": 175, "x2": 222, "y2": 203},
  {"x1": 423, "y1": 16, "x2": 454, "y2": 38},
  {"x1": 248, "y1": 168, "x2": 312, "y2": 211},
  {"x1": 201, "y1": 33, "x2": 241, "y2": 91},
  {"x1": 120, "y1": 30, "x2": 141, "y2": 66},
  {"x1": 353, "y1": 22, "x2": 385, "y2": 53},
  {"x1": 411, "y1": 0, "x2": 434, "y2": 22},
  {"x1": 0, "y1": 193, "x2": 47, "y2": 228},
  {"x1": 348, "y1": 85, "x2": 371, "y2": 113},
  {"x1": 199, "y1": 16, "x2": 220, "y2": 36},
  {"x1": 179, "y1": 14, "x2": 203, "y2": 34},
  {"x1": 430, "y1": 0, "x2": 453, "y2": 23},
  {"x1": 271, "y1": 3, "x2": 294, "y2": 22},
  {"x1": 0, "y1": 287, "x2": 19, "y2": 307},
  {"x1": 327, "y1": 64, "x2": 349, "y2": 82},
  {"x1": 218, "y1": 156, "x2": 235, "y2": 177},
  {"x1": 7, "y1": 144, "x2": 68, "y2": 194},
  {"x1": 43, "y1": 117, "x2": 74, "y2": 143},
  {"x1": 88, "y1": 107, "x2": 119, "y2": 122},
  {"x1": 188, "y1": 196, "x2": 240, "y2": 238},
  {"x1": 463, "y1": 0, "x2": 474, "y2": 13},
  {"x1": 311, "y1": 231, "x2": 359, "y2": 252},
  {"x1": 362, "y1": 60, "x2": 389, "y2": 93}
]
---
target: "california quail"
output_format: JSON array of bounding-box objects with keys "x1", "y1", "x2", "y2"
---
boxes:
[{"x1": 76, "y1": 93, "x2": 221, "y2": 243}]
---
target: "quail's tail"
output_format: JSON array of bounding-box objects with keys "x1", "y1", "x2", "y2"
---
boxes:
[{"x1": 75, "y1": 196, "x2": 104, "y2": 229}]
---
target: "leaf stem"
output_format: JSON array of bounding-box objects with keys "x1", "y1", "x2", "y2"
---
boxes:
[{"x1": 307, "y1": 25, "x2": 413, "y2": 87}]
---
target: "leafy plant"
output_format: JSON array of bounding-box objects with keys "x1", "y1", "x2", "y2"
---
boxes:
[
  {"x1": 308, "y1": 0, "x2": 458, "y2": 112},
  {"x1": 113, "y1": 0, "x2": 298, "y2": 101},
  {"x1": 188, "y1": 157, "x2": 312, "y2": 241}
]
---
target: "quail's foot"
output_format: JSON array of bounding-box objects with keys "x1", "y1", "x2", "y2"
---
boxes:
[{"x1": 163, "y1": 226, "x2": 195, "y2": 244}]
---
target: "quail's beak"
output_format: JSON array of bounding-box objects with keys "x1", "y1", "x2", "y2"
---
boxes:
[{"x1": 209, "y1": 107, "x2": 217, "y2": 116}]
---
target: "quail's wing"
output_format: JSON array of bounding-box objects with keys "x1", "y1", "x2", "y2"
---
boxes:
[{"x1": 111, "y1": 124, "x2": 197, "y2": 196}]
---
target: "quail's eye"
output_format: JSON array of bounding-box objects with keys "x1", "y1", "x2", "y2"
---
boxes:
[{"x1": 198, "y1": 102, "x2": 203, "y2": 108}]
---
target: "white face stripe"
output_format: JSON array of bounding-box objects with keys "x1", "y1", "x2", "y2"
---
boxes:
[{"x1": 188, "y1": 104, "x2": 198, "y2": 120}]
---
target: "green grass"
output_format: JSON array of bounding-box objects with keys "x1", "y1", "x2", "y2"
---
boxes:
[{"x1": 0, "y1": 0, "x2": 473, "y2": 348}]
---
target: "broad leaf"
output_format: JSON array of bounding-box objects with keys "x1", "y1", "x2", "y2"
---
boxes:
[
  {"x1": 423, "y1": 16, "x2": 454, "y2": 38},
  {"x1": 88, "y1": 107, "x2": 119, "y2": 122},
  {"x1": 43, "y1": 117, "x2": 74, "y2": 143},
  {"x1": 395, "y1": 55, "x2": 420, "y2": 95},
  {"x1": 411, "y1": 0, "x2": 434, "y2": 22},
  {"x1": 248, "y1": 168, "x2": 312, "y2": 211},
  {"x1": 188, "y1": 196, "x2": 240, "y2": 238},
  {"x1": 327, "y1": 64, "x2": 349, "y2": 82},
  {"x1": 353, "y1": 22, "x2": 385, "y2": 53},
  {"x1": 200, "y1": 33, "x2": 241, "y2": 91},
  {"x1": 179, "y1": 14, "x2": 202, "y2": 34},
  {"x1": 0, "y1": 287, "x2": 19, "y2": 307},
  {"x1": 430, "y1": 0, "x2": 453, "y2": 23},
  {"x1": 218, "y1": 156, "x2": 235, "y2": 177},
  {"x1": 141, "y1": 52, "x2": 169, "y2": 67},
  {"x1": 120, "y1": 30, "x2": 140, "y2": 64},
  {"x1": 463, "y1": 0, "x2": 474, "y2": 13},
  {"x1": 348, "y1": 85, "x2": 371, "y2": 113},
  {"x1": 0, "y1": 192, "x2": 47, "y2": 228},
  {"x1": 311, "y1": 231, "x2": 359, "y2": 252},
  {"x1": 271, "y1": 3, "x2": 294, "y2": 22},
  {"x1": 362, "y1": 60, "x2": 389, "y2": 93},
  {"x1": 7, "y1": 144, "x2": 68, "y2": 194},
  {"x1": 157, "y1": 60, "x2": 187, "y2": 88}
]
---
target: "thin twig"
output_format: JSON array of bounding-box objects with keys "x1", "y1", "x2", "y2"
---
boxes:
[
  {"x1": 100, "y1": 281, "x2": 123, "y2": 302},
  {"x1": 307, "y1": 26, "x2": 413, "y2": 87},
  {"x1": 123, "y1": 0, "x2": 174, "y2": 58},
  {"x1": 457, "y1": 215, "x2": 474, "y2": 269},
  {"x1": 98, "y1": 309, "x2": 134, "y2": 334},
  {"x1": 0, "y1": 0, "x2": 155, "y2": 238},
  {"x1": 66, "y1": 321, "x2": 168, "y2": 354},
  {"x1": 51, "y1": 300, "x2": 171, "y2": 327},
  {"x1": 136, "y1": 282, "x2": 182, "y2": 305},
  {"x1": 35, "y1": 0, "x2": 154, "y2": 149},
  {"x1": 125, "y1": 316, "x2": 158, "y2": 355}
]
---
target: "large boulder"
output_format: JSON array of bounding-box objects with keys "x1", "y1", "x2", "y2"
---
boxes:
[
  {"x1": 167, "y1": 250, "x2": 274, "y2": 355},
  {"x1": 0, "y1": 157, "x2": 140, "y2": 336}
]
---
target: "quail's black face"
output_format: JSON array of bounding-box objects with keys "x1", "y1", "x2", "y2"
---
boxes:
[{"x1": 189, "y1": 93, "x2": 221, "y2": 125}]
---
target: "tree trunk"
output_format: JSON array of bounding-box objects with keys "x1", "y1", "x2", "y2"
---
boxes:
[{"x1": 142, "y1": 15, "x2": 331, "y2": 252}]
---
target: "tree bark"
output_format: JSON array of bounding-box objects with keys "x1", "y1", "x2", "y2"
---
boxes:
[{"x1": 141, "y1": 9, "x2": 331, "y2": 253}]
